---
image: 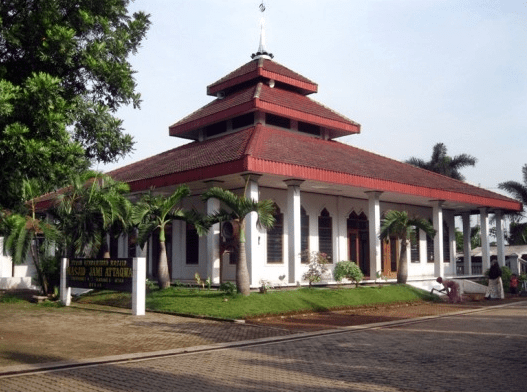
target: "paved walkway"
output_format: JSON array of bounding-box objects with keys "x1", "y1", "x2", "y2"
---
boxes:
[
  {"x1": 0, "y1": 302, "x2": 295, "y2": 369},
  {"x1": 1, "y1": 300, "x2": 526, "y2": 391}
]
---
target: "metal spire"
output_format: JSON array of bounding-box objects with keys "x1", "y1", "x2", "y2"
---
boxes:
[{"x1": 251, "y1": 2, "x2": 274, "y2": 60}]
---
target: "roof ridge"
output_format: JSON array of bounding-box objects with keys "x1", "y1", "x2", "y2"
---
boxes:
[
  {"x1": 168, "y1": 98, "x2": 216, "y2": 128},
  {"x1": 264, "y1": 59, "x2": 317, "y2": 85},
  {"x1": 245, "y1": 123, "x2": 264, "y2": 157},
  {"x1": 253, "y1": 82, "x2": 263, "y2": 99},
  {"x1": 305, "y1": 95, "x2": 360, "y2": 127}
]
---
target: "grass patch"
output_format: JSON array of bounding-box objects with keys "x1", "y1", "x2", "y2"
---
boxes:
[
  {"x1": 77, "y1": 284, "x2": 436, "y2": 319},
  {"x1": 76, "y1": 290, "x2": 132, "y2": 308},
  {"x1": 0, "y1": 293, "x2": 27, "y2": 304}
]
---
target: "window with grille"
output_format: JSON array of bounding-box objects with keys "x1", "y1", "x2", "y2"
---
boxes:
[
  {"x1": 443, "y1": 222, "x2": 450, "y2": 262},
  {"x1": 301, "y1": 206, "x2": 309, "y2": 263},
  {"x1": 186, "y1": 224, "x2": 199, "y2": 265},
  {"x1": 410, "y1": 227, "x2": 420, "y2": 263},
  {"x1": 427, "y1": 234, "x2": 434, "y2": 262},
  {"x1": 267, "y1": 206, "x2": 283, "y2": 263},
  {"x1": 318, "y1": 208, "x2": 333, "y2": 263}
]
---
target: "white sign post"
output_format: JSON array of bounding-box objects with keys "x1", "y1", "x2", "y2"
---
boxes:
[
  {"x1": 132, "y1": 257, "x2": 146, "y2": 316},
  {"x1": 60, "y1": 257, "x2": 71, "y2": 306}
]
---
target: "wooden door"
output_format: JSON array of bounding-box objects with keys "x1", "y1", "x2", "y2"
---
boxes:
[
  {"x1": 382, "y1": 236, "x2": 398, "y2": 278},
  {"x1": 348, "y1": 229, "x2": 360, "y2": 263}
]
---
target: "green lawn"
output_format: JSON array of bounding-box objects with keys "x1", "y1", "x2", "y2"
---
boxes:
[{"x1": 77, "y1": 284, "x2": 437, "y2": 320}]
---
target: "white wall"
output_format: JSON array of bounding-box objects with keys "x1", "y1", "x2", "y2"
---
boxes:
[{"x1": 166, "y1": 188, "x2": 458, "y2": 286}]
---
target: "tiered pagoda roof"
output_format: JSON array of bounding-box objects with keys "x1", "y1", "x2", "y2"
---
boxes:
[{"x1": 107, "y1": 44, "x2": 521, "y2": 214}]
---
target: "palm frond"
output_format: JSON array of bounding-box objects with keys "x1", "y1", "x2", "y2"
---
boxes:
[
  {"x1": 405, "y1": 157, "x2": 429, "y2": 170},
  {"x1": 202, "y1": 188, "x2": 242, "y2": 218},
  {"x1": 255, "y1": 199, "x2": 276, "y2": 229},
  {"x1": 183, "y1": 209, "x2": 212, "y2": 236}
]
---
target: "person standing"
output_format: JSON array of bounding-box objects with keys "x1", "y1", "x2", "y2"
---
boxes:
[
  {"x1": 485, "y1": 261, "x2": 505, "y2": 299},
  {"x1": 510, "y1": 274, "x2": 519, "y2": 295}
]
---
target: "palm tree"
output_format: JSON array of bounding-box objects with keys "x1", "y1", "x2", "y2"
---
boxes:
[
  {"x1": 380, "y1": 210, "x2": 436, "y2": 284},
  {"x1": 52, "y1": 171, "x2": 131, "y2": 258},
  {"x1": 132, "y1": 185, "x2": 203, "y2": 289},
  {"x1": 406, "y1": 143, "x2": 477, "y2": 181},
  {"x1": 498, "y1": 164, "x2": 527, "y2": 244},
  {"x1": 2, "y1": 179, "x2": 58, "y2": 294},
  {"x1": 202, "y1": 187, "x2": 275, "y2": 296},
  {"x1": 498, "y1": 164, "x2": 527, "y2": 216}
]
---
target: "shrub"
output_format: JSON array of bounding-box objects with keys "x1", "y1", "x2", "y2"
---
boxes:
[
  {"x1": 219, "y1": 281, "x2": 237, "y2": 296},
  {"x1": 501, "y1": 266, "x2": 512, "y2": 293},
  {"x1": 334, "y1": 261, "x2": 364, "y2": 288},
  {"x1": 301, "y1": 251, "x2": 330, "y2": 287},
  {"x1": 37, "y1": 255, "x2": 61, "y2": 295}
]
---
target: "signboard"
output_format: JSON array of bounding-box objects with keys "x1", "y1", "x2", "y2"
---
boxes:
[{"x1": 66, "y1": 258, "x2": 133, "y2": 292}]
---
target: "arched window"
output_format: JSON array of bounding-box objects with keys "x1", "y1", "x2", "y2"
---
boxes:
[
  {"x1": 267, "y1": 206, "x2": 283, "y2": 264},
  {"x1": 318, "y1": 208, "x2": 333, "y2": 263},
  {"x1": 301, "y1": 206, "x2": 309, "y2": 263},
  {"x1": 426, "y1": 234, "x2": 434, "y2": 262},
  {"x1": 347, "y1": 211, "x2": 369, "y2": 275}
]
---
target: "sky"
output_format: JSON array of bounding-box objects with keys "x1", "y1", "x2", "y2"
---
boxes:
[{"x1": 100, "y1": 0, "x2": 527, "y2": 196}]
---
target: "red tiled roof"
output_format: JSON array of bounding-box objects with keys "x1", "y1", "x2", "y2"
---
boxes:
[
  {"x1": 109, "y1": 129, "x2": 253, "y2": 184},
  {"x1": 169, "y1": 83, "x2": 360, "y2": 139},
  {"x1": 107, "y1": 126, "x2": 522, "y2": 212},
  {"x1": 207, "y1": 58, "x2": 318, "y2": 96}
]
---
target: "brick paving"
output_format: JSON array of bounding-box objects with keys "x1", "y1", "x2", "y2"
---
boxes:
[
  {"x1": 0, "y1": 303, "x2": 295, "y2": 368},
  {"x1": 1, "y1": 301, "x2": 525, "y2": 391}
]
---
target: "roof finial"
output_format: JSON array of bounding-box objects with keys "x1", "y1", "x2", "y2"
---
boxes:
[{"x1": 251, "y1": 2, "x2": 274, "y2": 60}]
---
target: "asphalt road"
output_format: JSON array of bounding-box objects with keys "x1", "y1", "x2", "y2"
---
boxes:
[{"x1": 1, "y1": 301, "x2": 525, "y2": 391}]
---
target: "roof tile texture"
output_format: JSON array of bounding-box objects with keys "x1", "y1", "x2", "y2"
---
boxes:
[
  {"x1": 109, "y1": 125, "x2": 516, "y2": 205},
  {"x1": 169, "y1": 84, "x2": 358, "y2": 134},
  {"x1": 207, "y1": 59, "x2": 317, "y2": 92}
]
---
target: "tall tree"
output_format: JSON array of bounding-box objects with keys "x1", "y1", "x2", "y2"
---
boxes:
[
  {"x1": 0, "y1": 0, "x2": 151, "y2": 209},
  {"x1": 406, "y1": 143, "x2": 477, "y2": 181},
  {"x1": 2, "y1": 179, "x2": 59, "y2": 294},
  {"x1": 380, "y1": 210, "x2": 436, "y2": 284},
  {"x1": 132, "y1": 185, "x2": 204, "y2": 290},
  {"x1": 498, "y1": 164, "x2": 527, "y2": 245},
  {"x1": 202, "y1": 187, "x2": 275, "y2": 296}
]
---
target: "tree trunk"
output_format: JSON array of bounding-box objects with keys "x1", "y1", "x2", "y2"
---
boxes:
[
  {"x1": 31, "y1": 241, "x2": 48, "y2": 295},
  {"x1": 101, "y1": 238, "x2": 110, "y2": 259},
  {"x1": 397, "y1": 240, "x2": 408, "y2": 284},
  {"x1": 236, "y1": 224, "x2": 251, "y2": 296},
  {"x1": 158, "y1": 241, "x2": 171, "y2": 289}
]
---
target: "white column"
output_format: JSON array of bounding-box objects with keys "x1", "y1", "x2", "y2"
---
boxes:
[
  {"x1": 205, "y1": 181, "x2": 222, "y2": 284},
  {"x1": 132, "y1": 257, "x2": 146, "y2": 316},
  {"x1": 366, "y1": 191, "x2": 382, "y2": 279},
  {"x1": 462, "y1": 212, "x2": 472, "y2": 275},
  {"x1": 495, "y1": 210, "x2": 506, "y2": 267},
  {"x1": 480, "y1": 208, "x2": 491, "y2": 272},
  {"x1": 432, "y1": 201, "x2": 444, "y2": 277},
  {"x1": 285, "y1": 179, "x2": 303, "y2": 284},
  {"x1": 336, "y1": 196, "x2": 346, "y2": 263},
  {"x1": 242, "y1": 174, "x2": 261, "y2": 287},
  {"x1": 60, "y1": 258, "x2": 71, "y2": 306}
]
